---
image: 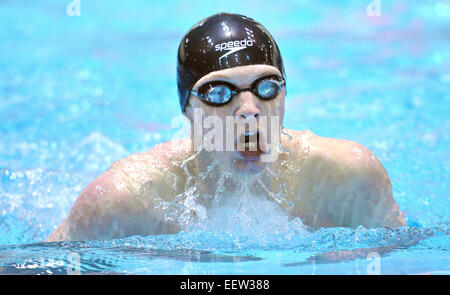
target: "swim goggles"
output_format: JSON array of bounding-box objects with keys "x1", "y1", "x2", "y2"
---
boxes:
[{"x1": 190, "y1": 75, "x2": 285, "y2": 106}]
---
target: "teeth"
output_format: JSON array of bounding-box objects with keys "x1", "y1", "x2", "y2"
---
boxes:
[
  {"x1": 244, "y1": 141, "x2": 258, "y2": 151},
  {"x1": 239, "y1": 131, "x2": 259, "y2": 151}
]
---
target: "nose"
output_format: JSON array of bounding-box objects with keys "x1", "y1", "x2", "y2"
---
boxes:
[{"x1": 234, "y1": 92, "x2": 261, "y2": 121}]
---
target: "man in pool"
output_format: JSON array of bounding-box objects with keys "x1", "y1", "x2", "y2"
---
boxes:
[{"x1": 47, "y1": 13, "x2": 406, "y2": 242}]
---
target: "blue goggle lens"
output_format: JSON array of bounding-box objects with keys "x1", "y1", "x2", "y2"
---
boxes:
[
  {"x1": 204, "y1": 85, "x2": 233, "y2": 104},
  {"x1": 194, "y1": 77, "x2": 284, "y2": 105}
]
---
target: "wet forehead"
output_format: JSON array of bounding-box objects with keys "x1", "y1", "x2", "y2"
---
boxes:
[{"x1": 193, "y1": 65, "x2": 282, "y2": 89}]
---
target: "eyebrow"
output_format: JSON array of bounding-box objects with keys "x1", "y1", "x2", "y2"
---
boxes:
[{"x1": 196, "y1": 72, "x2": 282, "y2": 89}]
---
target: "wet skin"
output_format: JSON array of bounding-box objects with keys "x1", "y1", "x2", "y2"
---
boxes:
[{"x1": 47, "y1": 65, "x2": 406, "y2": 242}]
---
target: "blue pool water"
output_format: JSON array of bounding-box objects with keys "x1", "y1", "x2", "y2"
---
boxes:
[{"x1": 0, "y1": 0, "x2": 449, "y2": 274}]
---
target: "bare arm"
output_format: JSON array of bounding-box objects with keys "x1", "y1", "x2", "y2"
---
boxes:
[
  {"x1": 46, "y1": 139, "x2": 191, "y2": 242},
  {"x1": 46, "y1": 167, "x2": 179, "y2": 242}
]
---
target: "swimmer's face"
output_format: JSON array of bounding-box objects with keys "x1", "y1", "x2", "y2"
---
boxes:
[{"x1": 185, "y1": 64, "x2": 285, "y2": 174}]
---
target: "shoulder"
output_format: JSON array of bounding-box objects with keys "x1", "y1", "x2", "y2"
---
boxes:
[
  {"x1": 47, "y1": 138, "x2": 191, "y2": 241},
  {"x1": 110, "y1": 137, "x2": 192, "y2": 173},
  {"x1": 280, "y1": 129, "x2": 314, "y2": 160},
  {"x1": 147, "y1": 137, "x2": 193, "y2": 164},
  {"x1": 285, "y1": 130, "x2": 405, "y2": 227},
  {"x1": 108, "y1": 138, "x2": 193, "y2": 196},
  {"x1": 309, "y1": 133, "x2": 388, "y2": 181},
  {"x1": 283, "y1": 129, "x2": 386, "y2": 178}
]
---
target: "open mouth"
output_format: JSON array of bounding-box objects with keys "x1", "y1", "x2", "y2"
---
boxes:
[{"x1": 236, "y1": 130, "x2": 265, "y2": 160}]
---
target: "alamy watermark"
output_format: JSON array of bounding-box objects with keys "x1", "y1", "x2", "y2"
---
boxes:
[
  {"x1": 366, "y1": 0, "x2": 381, "y2": 17},
  {"x1": 66, "y1": 0, "x2": 81, "y2": 17},
  {"x1": 66, "y1": 251, "x2": 81, "y2": 275},
  {"x1": 171, "y1": 107, "x2": 281, "y2": 163},
  {"x1": 366, "y1": 251, "x2": 381, "y2": 275},
  {"x1": 309, "y1": 251, "x2": 381, "y2": 275}
]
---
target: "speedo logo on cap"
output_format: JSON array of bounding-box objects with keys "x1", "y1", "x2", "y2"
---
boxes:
[{"x1": 215, "y1": 39, "x2": 254, "y2": 60}]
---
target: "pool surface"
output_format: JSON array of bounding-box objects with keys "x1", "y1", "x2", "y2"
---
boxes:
[{"x1": 0, "y1": 0, "x2": 449, "y2": 274}]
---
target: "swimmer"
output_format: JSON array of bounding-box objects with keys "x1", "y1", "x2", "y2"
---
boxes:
[{"x1": 47, "y1": 13, "x2": 406, "y2": 242}]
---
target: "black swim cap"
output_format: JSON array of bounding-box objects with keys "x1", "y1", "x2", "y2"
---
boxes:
[{"x1": 177, "y1": 13, "x2": 286, "y2": 113}]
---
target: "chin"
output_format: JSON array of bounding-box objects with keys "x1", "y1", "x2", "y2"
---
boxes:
[{"x1": 228, "y1": 153, "x2": 267, "y2": 175}]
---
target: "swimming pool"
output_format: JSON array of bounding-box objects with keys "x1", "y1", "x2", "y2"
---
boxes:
[{"x1": 0, "y1": 0, "x2": 449, "y2": 274}]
